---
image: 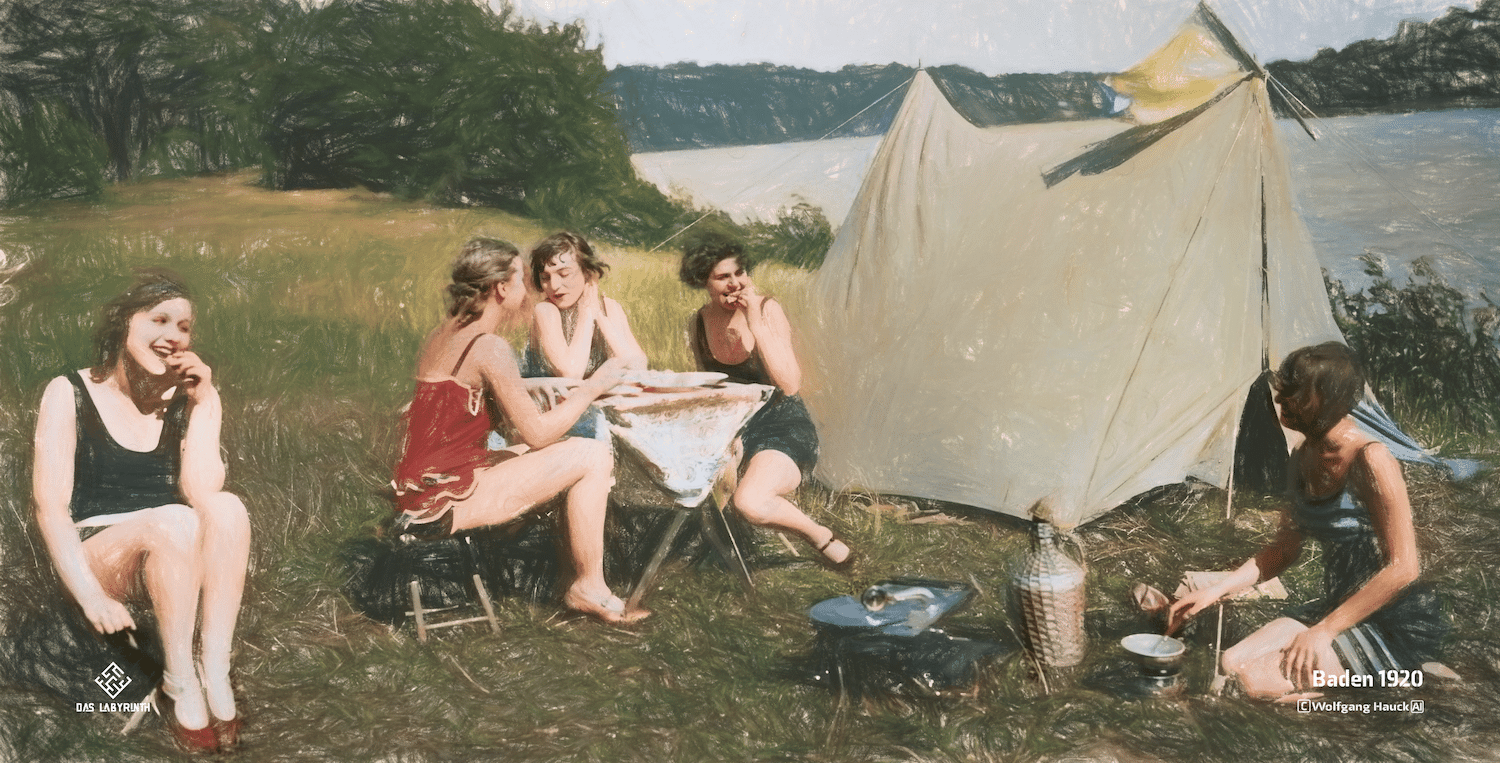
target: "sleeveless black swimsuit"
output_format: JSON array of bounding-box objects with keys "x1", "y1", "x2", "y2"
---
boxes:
[
  {"x1": 691, "y1": 309, "x2": 819, "y2": 475},
  {"x1": 66, "y1": 371, "x2": 188, "y2": 522}
]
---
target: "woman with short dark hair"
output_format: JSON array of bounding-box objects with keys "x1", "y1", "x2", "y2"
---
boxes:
[
  {"x1": 1169, "y1": 341, "x2": 1447, "y2": 699},
  {"x1": 679, "y1": 235, "x2": 853, "y2": 569},
  {"x1": 525, "y1": 231, "x2": 646, "y2": 380}
]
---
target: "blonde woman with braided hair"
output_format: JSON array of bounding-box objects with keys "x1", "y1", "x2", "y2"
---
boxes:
[{"x1": 391, "y1": 238, "x2": 646, "y2": 624}]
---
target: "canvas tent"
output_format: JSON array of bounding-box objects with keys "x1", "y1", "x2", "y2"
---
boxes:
[{"x1": 799, "y1": 3, "x2": 1472, "y2": 531}]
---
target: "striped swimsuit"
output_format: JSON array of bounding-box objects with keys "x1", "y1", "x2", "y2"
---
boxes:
[{"x1": 1287, "y1": 445, "x2": 1447, "y2": 673}]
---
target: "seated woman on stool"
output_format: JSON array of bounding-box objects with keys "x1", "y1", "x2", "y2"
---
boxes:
[
  {"x1": 32, "y1": 272, "x2": 250, "y2": 752},
  {"x1": 1168, "y1": 342, "x2": 1447, "y2": 699},
  {"x1": 392, "y1": 237, "x2": 646, "y2": 624},
  {"x1": 678, "y1": 235, "x2": 852, "y2": 569}
]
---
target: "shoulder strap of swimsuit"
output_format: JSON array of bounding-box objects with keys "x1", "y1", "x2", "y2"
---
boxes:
[
  {"x1": 450, "y1": 334, "x2": 485, "y2": 376},
  {"x1": 66, "y1": 371, "x2": 99, "y2": 425}
]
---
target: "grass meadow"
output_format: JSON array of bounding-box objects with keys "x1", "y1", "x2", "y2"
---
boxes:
[{"x1": 1, "y1": 173, "x2": 1499, "y2": 762}]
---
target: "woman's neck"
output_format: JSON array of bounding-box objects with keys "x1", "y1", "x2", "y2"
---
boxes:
[
  {"x1": 1306, "y1": 418, "x2": 1361, "y2": 453},
  {"x1": 460, "y1": 299, "x2": 507, "y2": 336},
  {"x1": 106, "y1": 359, "x2": 175, "y2": 415}
]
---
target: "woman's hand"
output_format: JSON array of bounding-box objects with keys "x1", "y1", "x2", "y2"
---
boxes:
[
  {"x1": 1281, "y1": 625, "x2": 1339, "y2": 690},
  {"x1": 163, "y1": 350, "x2": 214, "y2": 401},
  {"x1": 81, "y1": 594, "x2": 136, "y2": 634},
  {"x1": 581, "y1": 280, "x2": 604, "y2": 317},
  {"x1": 1165, "y1": 586, "x2": 1220, "y2": 635},
  {"x1": 585, "y1": 355, "x2": 630, "y2": 396},
  {"x1": 725, "y1": 282, "x2": 762, "y2": 312}
]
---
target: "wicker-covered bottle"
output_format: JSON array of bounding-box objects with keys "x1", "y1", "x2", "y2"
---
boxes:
[{"x1": 1013, "y1": 521, "x2": 1087, "y2": 667}]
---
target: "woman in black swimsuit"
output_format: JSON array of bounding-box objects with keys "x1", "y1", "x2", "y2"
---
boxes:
[
  {"x1": 32, "y1": 272, "x2": 250, "y2": 752},
  {"x1": 680, "y1": 236, "x2": 852, "y2": 568}
]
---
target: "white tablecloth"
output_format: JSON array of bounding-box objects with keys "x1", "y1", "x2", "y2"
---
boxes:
[{"x1": 527, "y1": 380, "x2": 774, "y2": 508}]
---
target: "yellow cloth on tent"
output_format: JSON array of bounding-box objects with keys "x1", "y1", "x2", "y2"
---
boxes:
[{"x1": 1109, "y1": 17, "x2": 1247, "y2": 125}]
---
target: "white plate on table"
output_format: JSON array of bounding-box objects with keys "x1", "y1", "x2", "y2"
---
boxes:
[{"x1": 622, "y1": 371, "x2": 727, "y2": 393}]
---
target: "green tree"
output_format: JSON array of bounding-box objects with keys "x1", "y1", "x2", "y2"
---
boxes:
[
  {"x1": 0, "y1": 0, "x2": 198, "y2": 183},
  {"x1": 255, "y1": 0, "x2": 688, "y2": 243},
  {"x1": 0, "y1": 97, "x2": 107, "y2": 202}
]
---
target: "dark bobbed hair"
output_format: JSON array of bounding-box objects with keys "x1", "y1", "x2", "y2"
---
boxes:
[
  {"x1": 678, "y1": 233, "x2": 753, "y2": 289},
  {"x1": 528, "y1": 231, "x2": 608, "y2": 292},
  {"x1": 1272, "y1": 341, "x2": 1366, "y2": 435},
  {"x1": 91, "y1": 269, "x2": 192, "y2": 382},
  {"x1": 447, "y1": 237, "x2": 520, "y2": 326}
]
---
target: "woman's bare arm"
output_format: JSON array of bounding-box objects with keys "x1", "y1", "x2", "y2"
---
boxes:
[
  {"x1": 33, "y1": 376, "x2": 136, "y2": 633},
  {"x1": 1167, "y1": 512, "x2": 1303, "y2": 632},
  {"x1": 475, "y1": 335, "x2": 624, "y2": 449},
  {"x1": 743, "y1": 296, "x2": 801, "y2": 394},
  {"x1": 596, "y1": 296, "x2": 648, "y2": 370},
  {"x1": 531, "y1": 300, "x2": 598, "y2": 379},
  {"x1": 169, "y1": 351, "x2": 226, "y2": 505}
]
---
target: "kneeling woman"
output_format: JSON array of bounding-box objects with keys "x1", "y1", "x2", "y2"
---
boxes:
[
  {"x1": 679, "y1": 236, "x2": 852, "y2": 568},
  {"x1": 33, "y1": 273, "x2": 250, "y2": 752},
  {"x1": 392, "y1": 238, "x2": 645, "y2": 624},
  {"x1": 1169, "y1": 342, "x2": 1446, "y2": 699}
]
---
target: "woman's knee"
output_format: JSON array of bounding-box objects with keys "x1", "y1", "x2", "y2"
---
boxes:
[
  {"x1": 196, "y1": 492, "x2": 251, "y2": 541},
  {"x1": 144, "y1": 504, "x2": 202, "y2": 555},
  {"x1": 565, "y1": 437, "x2": 614, "y2": 478},
  {"x1": 732, "y1": 482, "x2": 776, "y2": 525}
]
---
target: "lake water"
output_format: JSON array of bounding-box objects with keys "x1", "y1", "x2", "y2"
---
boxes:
[{"x1": 632, "y1": 109, "x2": 1500, "y2": 299}]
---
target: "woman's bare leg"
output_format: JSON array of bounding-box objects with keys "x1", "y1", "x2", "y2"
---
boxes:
[
  {"x1": 195, "y1": 492, "x2": 250, "y2": 721},
  {"x1": 1222, "y1": 617, "x2": 1347, "y2": 700},
  {"x1": 448, "y1": 438, "x2": 643, "y2": 621},
  {"x1": 85, "y1": 505, "x2": 208, "y2": 729},
  {"x1": 733, "y1": 450, "x2": 849, "y2": 564}
]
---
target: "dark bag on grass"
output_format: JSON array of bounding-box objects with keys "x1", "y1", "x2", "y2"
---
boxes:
[{"x1": 0, "y1": 597, "x2": 162, "y2": 707}]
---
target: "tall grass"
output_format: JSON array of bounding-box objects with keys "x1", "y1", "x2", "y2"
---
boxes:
[{"x1": 0, "y1": 175, "x2": 1497, "y2": 761}]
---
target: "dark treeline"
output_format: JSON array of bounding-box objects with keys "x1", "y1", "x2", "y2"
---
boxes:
[
  {"x1": 607, "y1": 63, "x2": 1111, "y2": 153},
  {"x1": 1268, "y1": 0, "x2": 1500, "y2": 115},
  {"x1": 0, "y1": 0, "x2": 691, "y2": 245}
]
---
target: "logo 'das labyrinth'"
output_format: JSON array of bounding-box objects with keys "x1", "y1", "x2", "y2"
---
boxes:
[{"x1": 94, "y1": 662, "x2": 132, "y2": 699}]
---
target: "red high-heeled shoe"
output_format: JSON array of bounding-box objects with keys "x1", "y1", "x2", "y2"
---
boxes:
[
  {"x1": 155, "y1": 688, "x2": 220, "y2": 754},
  {"x1": 212, "y1": 715, "x2": 243, "y2": 752}
]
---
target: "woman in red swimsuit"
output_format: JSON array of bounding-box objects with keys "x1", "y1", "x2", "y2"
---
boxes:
[{"x1": 392, "y1": 238, "x2": 646, "y2": 624}]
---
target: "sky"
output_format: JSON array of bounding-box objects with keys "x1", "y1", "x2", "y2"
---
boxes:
[{"x1": 500, "y1": 0, "x2": 1475, "y2": 74}]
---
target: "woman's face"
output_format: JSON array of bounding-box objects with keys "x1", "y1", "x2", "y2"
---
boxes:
[
  {"x1": 539, "y1": 251, "x2": 590, "y2": 310},
  {"x1": 1274, "y1": 387, "x2": 1322, "y2": 434},
  {"x1": 124, "y1": 297, "x2": 193, "y2": 376},
  {"x1": 705, "y1": 257, "x2": 750, "y2": 308}
]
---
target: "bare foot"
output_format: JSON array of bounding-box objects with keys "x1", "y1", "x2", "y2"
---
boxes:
[
  {"x1": 1275, "y1": 691, "x2": 1324, "y2": 704},
  {"x1": 814, "y1": 534, "x2": 853, "y2": 570},
  {"x1": 562, "y1": 589, "x2": 651, "y2": 624}
]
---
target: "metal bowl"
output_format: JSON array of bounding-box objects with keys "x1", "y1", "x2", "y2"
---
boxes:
[{"x1": 1120, "y1": 633, "x2": 1187, "y2": 674}]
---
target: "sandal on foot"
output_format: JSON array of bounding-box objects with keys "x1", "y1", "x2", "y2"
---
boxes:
[
  {"x1": 562, "y1": 591, "x2": 651, "y2": 625},
  {"x1": 815, "y1": 535, "x2": 855, "y2": 573}
]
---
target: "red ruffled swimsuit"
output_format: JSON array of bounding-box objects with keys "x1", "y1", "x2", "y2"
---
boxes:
[{"x1": 392, "y1": 336, "x2": 496, "y2": 524}]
